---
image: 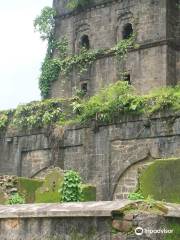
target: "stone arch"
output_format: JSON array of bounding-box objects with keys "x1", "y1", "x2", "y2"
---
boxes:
[
  {"x1": 74, "y1": 23, "x2": 90, "y2": 53},
  {"x1": 116, "y1": 11, "x2": 134, "y2": 42},
  {"x1": 112, "y1": 158, "x2": 153, "y2": 200}
]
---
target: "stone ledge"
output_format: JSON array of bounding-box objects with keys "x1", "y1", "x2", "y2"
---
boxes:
[
  {"x1": 0, "y1": 201, "x2": 180, "y2": 219},
  {"x1": 0, "y1": 200, "x2": 130, "y2": 219}
]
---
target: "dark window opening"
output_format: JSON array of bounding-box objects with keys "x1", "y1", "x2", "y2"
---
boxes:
[
  {"x1": 81, "y1": 83, "x2": 88, "y2": 93},
  {"x1": 80, "y1": 35, "x2": 90, "y2": 49},
  {"x1": 122, "y1": 23, "x2": 133, "y2": 39},
  {"x1": 124, "y1": 74, "x2": 131, "y2": 85}
]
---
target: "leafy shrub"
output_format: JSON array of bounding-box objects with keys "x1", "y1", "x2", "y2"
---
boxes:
[
  {"x1": 77, "y1": 81, "x2": 144, "y2": 123},
  {"x1": 0, "y1": 82, "x2": 180, "y2": 131},
  {"x1": 8, "y1": 193, "x2": 25, "y2": 205},
  {"x1": 75, "y1": 82, "x2": 180, "y2": 123},
  {"x1": 128, "y1": 192, "x2": 145, "y2": 200},
  {"x1": 34, "y1": 6, "x2": 56, "y2": 41},
  {"x1": 0, "y1": 113, "x2": 9, "y2": 130},
  {"x1": 12, "y1": 99, "x2": 66, "y2": 129},
  {"x1": 60, "y1": 170, "x2": 82, "y2": 202},
  {"x1": 0, "y1": 110, "x2": 14, "y2": 130}
]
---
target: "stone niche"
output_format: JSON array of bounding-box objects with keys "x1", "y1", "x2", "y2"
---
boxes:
[{"x1": 20, "y1": 150, "x2": 51, "y2": 178}]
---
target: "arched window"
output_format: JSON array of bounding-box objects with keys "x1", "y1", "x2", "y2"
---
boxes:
[
  {"x1": 122, "y1": 23, "x2": 133, "y2": 39},
  {"x1": 81, "y1": 82, "x2": 88, "y2": 93},
  {"x1": 80, "y1": 35, "x2": 90, "y2": 49}
]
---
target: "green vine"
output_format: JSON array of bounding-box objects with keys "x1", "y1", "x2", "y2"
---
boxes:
[
  {"x1": 34, "y1": 6, "x2": 137, "y2": 98},
  {"x1": 60, "y1": 170, "x2": 82, "y2": 202},
  {"x1": 39, "y1": 36, "x2": 136, "y2": 98},
  {"x1": 0, "y1": 82, "x2": 179, "y2": 131}
]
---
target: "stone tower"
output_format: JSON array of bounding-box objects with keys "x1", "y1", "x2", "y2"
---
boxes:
[{"x1": 50, "y1": 0, "x2": 180, "y2": 98}]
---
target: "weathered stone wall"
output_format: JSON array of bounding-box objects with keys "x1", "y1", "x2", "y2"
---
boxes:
[
  {"x1": 0, "y1": 201, "x2": 180, "y2": 240},
  {"x1": 0, "y1": 129, "x2": 52, "y2": 177},
  {"x1": 0, "y1": 112, "x2": 179, "y2": 201},
  {"x1": 50, "y1": 0, "x2": 179, "y2": 98}
]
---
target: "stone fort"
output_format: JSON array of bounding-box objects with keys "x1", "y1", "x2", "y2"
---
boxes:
[
  {"x1": 0, "y1": 1, "x2": 180, "y2": 239},
  {"x1": 0, "y1": 0, "x2": 180, "y2": 202},
  {"x1": 51, "y1": 0, "x2": 180, "y2": 98}
]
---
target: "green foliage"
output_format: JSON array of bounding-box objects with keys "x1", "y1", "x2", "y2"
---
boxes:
[
  {"x1": 75, "y1": 82, "x2": 180, "y2": 123},
  {"x1": 0, "y1": 82, "x2": 180, "y2": 131},
  {"x1": 67, "y1": 0, "x2": 93, "y2": 10},
  {"x1": 0, "y1": 110, "x2": 13, "y2": 130},
  {"x1": 34, "y1": 6, "x2": 137, "y2": 98},
  {"x1": 12, "y1": 99, "x2": 66, "y2": 129},
  {"x1": 113, "y1": 34, "x2": 138, "y2": 60},
  {"x1": 128, "y1": 191, "x2": 145, "y2": 200},
  {"x1": 144, "y1": 86, "x2": 180, "y2": 114},
  {"x1": 0, "y1": 113, "x2": 9, "y2": 130},
  {"x1": 7, "y1": 193, "x2": 25, "y2": 205},
  {"x1": 34, "y1": 6, "x2": 56, "y2": 41},
  {"x1": 39, "y1": 57, "x2": 62, "y2": 98},
  {"x1": 40, "y1": 47, "x2": 102, "y2": 98},
  {"x1": 76, "y1": 81, "x2": 144, "y2": 123},
  {"x1": 60, "y1": 170, "x2": 82, "y2": 202}
]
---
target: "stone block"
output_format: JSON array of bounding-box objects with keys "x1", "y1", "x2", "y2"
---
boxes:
[
  {"x1": 18, "y1": 177, "x2": 44, "y2": 203},
  {"x1": 81, "y1": 184, "x2": 96, "y2": 201},
  {"x1": 35, "y1": 168, "x2": 64, "y2": 203},
  {"x1": 112, "y1": 219, "x2": 132, "y2": 233},
  {"x1": 140, "y1": 158, "x2": 180, "y2": 203}
]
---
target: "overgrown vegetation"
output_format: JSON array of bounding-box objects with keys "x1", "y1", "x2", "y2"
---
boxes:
[
  {"x1": 128, "y1": 191, "x2": 144, "y2": 200},
  {"x1": 0, "y1": 82, "x2": 180, "y2": 131},
  {"x1": 12, "y1": 99, "x2": 68, "y2": 129},
  {"x1": 7, "y1": 193, "x2": 25, "y2": 205},
  {"x1": 74, "y1": 82, "x2": 180, "y2": 123},
  {"x1": 60, "y1": 170, "x2": 82, "y2": 202},
  {"x1": 34, "y1": 6, "x2": 137, "y2": 98}
]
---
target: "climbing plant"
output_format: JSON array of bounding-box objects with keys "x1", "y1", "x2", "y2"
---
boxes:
[
  {"x1": 39, "y1": 36, "x2": 136, "y2": 98},
  {"x1": 34, "y1": 6, "x2": 138, "y2": 98},
  {"x1": 60, "y1": 170, "x2": 82, "y2": 202}
]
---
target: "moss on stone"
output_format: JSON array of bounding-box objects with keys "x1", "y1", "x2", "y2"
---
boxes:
[
  {"x1": 17, "y1": 177, "x2": 44, "y2": 203},
  {"x1": 81, "y1": 184, "x2": 96, "y2": 202},
  {"x1": 165, "y1": 218, "x2": 180, "y2": 240},
  {"x1": 35, "y1": 169, "x2": 64, "y2": 203},
  {"x1": 140, "y1": 158, "x2": 180, "y2": 203}
]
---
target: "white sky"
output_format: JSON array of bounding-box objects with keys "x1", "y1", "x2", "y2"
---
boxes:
[{"x1": 0, "y1": 0, "x2": 52, "y2": 110}]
